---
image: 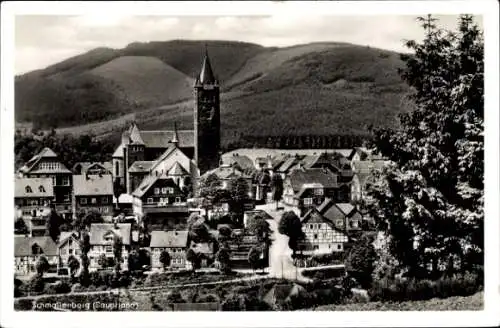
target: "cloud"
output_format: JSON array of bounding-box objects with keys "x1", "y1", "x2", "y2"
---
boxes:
[{"x1": 13, "y1": 14, "x2": 483, "y2": 75}]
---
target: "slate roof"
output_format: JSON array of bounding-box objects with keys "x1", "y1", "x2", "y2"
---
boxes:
[
  {"x1": 150, "y1": 230, "x2": 188, "y2": 248},
  {"x1": 198, "y1": 51, "x2": 216, "y2": 84},
  {"x1": 131, "y1": 175, "x2": 159, "y2": 198},
  {"x1": 128, "y1": 161, "x2": 155, "y2": 173},
  {"x1": 73, "y1": 174, "x2": 113, "y2": 196},
  {"x1": 168, "y1": 162, "x2": 188, "y2": 176},
  {"x1": 73, "y1": 162, "x2": 113, "y2": 175},
  {"x1": 288, "y1": 169, "x2": 338, "y2": 193},
  {"x1": 141, "y1": 130, "x2": 195, "y2": 149},
  {"x1": 112, "y1": 143, "x2": 125, "y2": 158},
  {"x1": 15, "y1": 178, "x2": 54, "y2": 198},
  {"x1": 14, "y1": 236, "x2": 58, "y2": 257},
  {"x1": 296, "y1": 182, "x2": 327, "y2": 198},
  {"x1": 58, "y1": 232, "x2": 79, "y2": 247},
  {"x1": 18, "y1": 147, "x2": 71, "y2": 174},
  {"x1": 89, "y1": 223, "x2": 131, "y2": 245},
  {"x1": 336, "y1": 203, "x2": 355, "y2": 216},
  {"x1": 204, "y1": 166, "x2": 252, "y2": 180},
  {"x1": 222, "y1": 154, "x2": 255, "y2": 172},
  {"x1": 277, "y1": 157, "x2": 301, "y2": 173}
]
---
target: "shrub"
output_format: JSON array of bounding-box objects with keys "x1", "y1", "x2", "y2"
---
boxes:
[
  {"x1": 71, "y1": 283, "x2": 85, "y2": 293},
  {"x1": 43, "y1": 284, "x2": 58, "y2": 295},
  {"x1": 14, "y1": 299, "x2": 34, "y2": 311},
  {"x1": 53, "y1": 281, "x2": 71, "y2": 294},
  {"x1": 368, "y1": 272, "x2": 483, "y2": 302},
  {"x1": 28, "y1": 276, "x2": 45, "y2": 294}
]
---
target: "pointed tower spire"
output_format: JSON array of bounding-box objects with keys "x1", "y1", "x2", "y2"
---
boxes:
[
  {"x1": 171, "y1": 122, "x2": 179, "y2": 146},
  {"x1": 199, "y1": 45, "x2": 216, "y2": 84}
]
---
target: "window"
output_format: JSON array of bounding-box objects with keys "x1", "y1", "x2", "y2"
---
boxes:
[
  {"x1": 337, "y1": 244, "x2": 342, "y2": 250},
  {"x1": 154, "y1": 188, "x2": 160, "y2": 195},
  {"x1": 147, "y1": 198, "x2": 153, "y2": 204},
  {"x1": 39, "y1": 186, "x2": 45, "y2": 193},
  {"x1": 313, "y1": 245, "x2": 319, "y2": 250},
  {"x1": 314, "y1": 188, "x2": 324, "y2": 196},
  {"x1": 309, "y1": 224, "x2": 313, "y2": 229},
  {"x1": 91, "y1": 198, "x2": 97, "y2": 204},
  {"x1": 62, "y1": 176, "x2": 70, "y2": 186},
  {"x1": 105, "y1": 246, "x2": 112, "y2": 253},
  {"x1": 80, "y1": 198, "x2": 87, "y2": 204},
  {"x1": 304, "y1": 198, "x2": 313, "y2": 205},
  {"x1": 25, "y1": 186, "x2": 32, "y2": 193},
  {"x1": 167, "y1": 187, "x2": 174, "y2": 194},
  {"x1": 52, "y1": 176, "x2": 56, "y2": 186},
  {"x1": 115, "y1": 162, "x2": 119, "y2": 176},
  {"x1": 30, "y1": 199, "x2": 38, "y2": 206},
  {"x1": 102, "y1": 197, "x2": 108, "y2": 204},
  {"x1": 336, "y1": 220, "x2": 344, "y2": 227},
  {"x1": 161, "y1": 187, "x2": 167, "y2": 194},
  {"x1": 63, "y1": 194, "x2": 70, "y2": 202},
  {"x1": 314, "y1": 234, "x2": 318, "y2": 239},
  {"x1": 175, "y1": 197, "x2": 181, "y2": 203},
  {"x1": 69, "y1": 249, "x2": 73, "y2": 255}
]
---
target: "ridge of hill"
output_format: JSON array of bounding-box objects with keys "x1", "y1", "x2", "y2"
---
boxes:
[{"x1": 15, "y1": 40, "x2": 413, "y2": 148}]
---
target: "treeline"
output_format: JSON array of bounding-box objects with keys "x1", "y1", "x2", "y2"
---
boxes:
[
  {"x1": 15, "y1": 129, "x2": 116, "y2": 171},
  {"x1": 224, "y1": 134, "x2": 370, "y2": 151}
]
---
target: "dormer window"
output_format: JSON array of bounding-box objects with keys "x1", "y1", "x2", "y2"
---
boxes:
[
  {"x1": 39, "y1": 186, "x2": 45, "y2": 193},
  {"x1": 32, "y1": 244, "x2": 43, "y2": 255},
  {"x1": 25, "y1": 186, "x2": 32, "y2": 193}
]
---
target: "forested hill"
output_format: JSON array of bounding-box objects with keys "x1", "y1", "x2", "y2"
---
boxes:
[{"x1": 15, "y1": 40, "x2": 414, "y2": 149}]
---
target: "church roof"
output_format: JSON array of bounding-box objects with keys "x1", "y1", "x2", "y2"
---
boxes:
[
  {"x1": 128, "y1": 123, "x2": 144, "y2": 145},
  {"x1": 168, "y1": 161, "x2": 188, "y2": 176},
  {"x1": 140, "y1": 130, "x2": 195, "y2": 148},
  {"x1": 199, "y1": 50, "x2": 216, "y2": 84}
]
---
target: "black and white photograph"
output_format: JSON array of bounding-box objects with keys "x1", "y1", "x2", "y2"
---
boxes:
[{"x1": 1, "y1": 1, "x2": 499, "y2": 327}]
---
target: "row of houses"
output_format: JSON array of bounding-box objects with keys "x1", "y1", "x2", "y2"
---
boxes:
[{"x1": 14, "y1": 220, "x2": 266, "y2": 277}]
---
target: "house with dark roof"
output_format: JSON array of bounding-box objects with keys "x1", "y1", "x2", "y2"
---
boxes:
[
  {"x1": 299, "y1": 208, "x2": 349, "y2": 255},
  {"x1": 88, "y1": 223, "x2": 131, "y2": 271},
  {"x1": 17, "y1": 148, "x2": 73, "y2": 218},
  {"x1": 220, "y1": 153, "x2": 256, "y2": 173},
  {"x1": 131, "y1": 175, "x2": 189, "y2": 230},
  {"x1": 350, "y1": 160, "x2": 386, "y2": 201},
  {"x1": 317, "y1": 198, "x2": 363, "y2": 233},
  {"x1": 72, "y1": 162, "x2": 113, "y2": 176},
  {"x1": 150, "y1": 230, "x2": 189, "y2": 270},
  {"x1": 15, "y1": 177, "x2": 54, "y2": 218},
  {"x1": 283, "y1": 168, "x2": 350, "y2": 216},
  {"x1": 73, "y1": 174, "x2": 114, "y2": 219},
  {"x1": 14, "y1": 236, "x2": 58, "y2": 276}
]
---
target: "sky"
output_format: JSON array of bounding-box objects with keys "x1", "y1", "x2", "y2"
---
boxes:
[{"x1": 15, "y1": 14, "x2": 483, "y2": 75}]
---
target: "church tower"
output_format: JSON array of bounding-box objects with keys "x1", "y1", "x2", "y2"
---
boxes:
[{"x1": 194, "y1": 47, "x2": 220, "y2": 174}]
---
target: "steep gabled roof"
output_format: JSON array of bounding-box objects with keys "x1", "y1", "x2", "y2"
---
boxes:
[
  {"x1": 18, "y1": 147, "x2": 71, "y2": 174},
  {"x1": 168, "y1": 161, "x2": 188, "y2": 176},
  {"x1": 199, "y1": 50, "x2": 216, "y2": 84},
  {"x1": 128, "y1": 161, "x2": 155, "y2": 173},
  {"x1": 73, "y1": 174, "x2": 113, "y2": 196},
  {"x1": 336, "y1": 203, "x2": 355, "y2": 216},
  {"x1": 131, "y1": 174, "x2": 159, "y2": 198},
  {"x1": 58, "y1": 232, "x2": 79, "y2": 248},
  {"x1": 128, "y1": 123, "x2": 144, "y2": 145},
  {"x1": 222, "y1": 154, "x2": 255, "y2": 172},
  {"x1": 14, "y1": 236, "x2": 58, "y2": 257},
  {"x1": 15, "y1": 178, "x2": 54, "y2": 198},
  {"x1": 288, "y1": 168, "x2": 338, "y2": 193},
  {"x1": 140, "y1": 130, "x2": 195, "y2": 148}
]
